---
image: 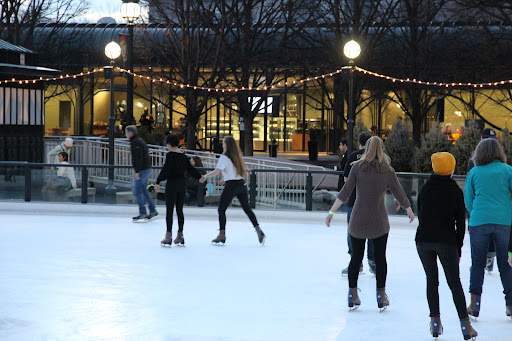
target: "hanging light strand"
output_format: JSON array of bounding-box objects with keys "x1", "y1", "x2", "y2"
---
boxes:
[
  {"x1": 354, "y1": 66, "x2": 512, "y2": 88},
  {"x1": 2, "y1": 66, "x2": 510, "y2": 90},
  {"x1": 0, "y1": 69, "x2": 104, "y2": 86}
]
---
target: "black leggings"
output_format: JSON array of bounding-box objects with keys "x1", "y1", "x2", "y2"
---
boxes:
[
  {"x1": 417, "y1": 242, "x2": 468, "y2": 319},
  {"x1": 348, "y1": 233, "x2": 388, "y2": 289},
  {"x1": 166, "y1": 188, "x2": 185, "y2": 233},
  {"x1": 218, "y1": 180, "x2": 258, "y2": 230}
]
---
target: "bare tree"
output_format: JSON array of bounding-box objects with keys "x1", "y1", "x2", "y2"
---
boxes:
[
  {"x1": 142, "y1": 0, "x2": 228, "y2": 150},
  {"x1": 220, "y1": 0, "x2": 318, "y2": 155},
  {"x1": 1, "y1": 0, "x2": 89, "y2": 48}
]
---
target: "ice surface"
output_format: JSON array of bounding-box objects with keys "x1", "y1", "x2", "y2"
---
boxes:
[{"x1": 0, "y1": 208, "x2": 511, "y2": 341}]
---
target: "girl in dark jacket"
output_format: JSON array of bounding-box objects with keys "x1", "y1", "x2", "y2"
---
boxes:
[
  {"x1": 416, "y1": 152, "x2": 477, "y2": 340},
  {"x1": 155, "y1": 134, "x2": 205, "y2": 247}
]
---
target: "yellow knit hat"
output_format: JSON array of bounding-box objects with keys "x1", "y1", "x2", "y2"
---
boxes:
[{"x1": 431, "y1": 152, "x2": 456, "y2": 176}]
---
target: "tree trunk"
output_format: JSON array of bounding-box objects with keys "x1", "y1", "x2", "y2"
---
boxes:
[
  {"x1": 243, "y1": 114, "x2": 255, "y2": 156},
  {"x1": 185, "y1": 91, "x2": 199, "y2": 150},
  {"x1": 410, "y1": 91, "x2": 424, "y2": 145}
]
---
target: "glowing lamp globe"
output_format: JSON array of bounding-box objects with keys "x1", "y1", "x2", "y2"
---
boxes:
[
  {"x1": 121, "y1": 0, "x2": 141, "y2": 23},
  {"x1": 343, "y1": 40, "x2": 361, "y2": 59},
  {"x1": 105, "y1": 42, "x2": 121, "y2": 60}
]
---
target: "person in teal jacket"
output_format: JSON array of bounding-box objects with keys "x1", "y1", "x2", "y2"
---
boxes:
[{"x1": 464, "y1": 138, "x2": 512, "y2": 319}]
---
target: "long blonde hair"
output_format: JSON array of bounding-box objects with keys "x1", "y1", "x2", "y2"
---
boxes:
[
  {"x1": 223, "y1": 136, "x2": 246, "y2": 176},
  {"x1": 356, "y1": 136, "x2": 392, "y2": 173}
]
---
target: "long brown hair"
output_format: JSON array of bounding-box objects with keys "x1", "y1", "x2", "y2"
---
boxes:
[
  {"x1": 472, "y1": 138, "x2": 507, "y2": 166},
  {"x1": 356, "y1": 136, "x2": 392, "y2": 173},
  {"x1": 223, "y1": 136, "x2": 246, "y2": 176}
]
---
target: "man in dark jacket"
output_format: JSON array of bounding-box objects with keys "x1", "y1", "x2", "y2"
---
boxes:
[
  {"x1": 126, "y1": 125, "x2": 158, "y2": 222},
  {"x1": 337, "y1": 139, "x2": 348, "y2": 191}
]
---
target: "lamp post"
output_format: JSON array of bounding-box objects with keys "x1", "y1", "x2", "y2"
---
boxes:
[
  {"x1": 343, "y1": 40, "x2": 361, "y2": 154},
  {"x1": 121, "y1": 0, "x2": 141, "y2": 126},
  {"x1": 104, "y1": 41, "x2": 122, "y2": 202}
]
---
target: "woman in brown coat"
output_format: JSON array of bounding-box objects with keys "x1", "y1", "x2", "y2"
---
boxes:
[{"x1": 326, "y1": 136, "x2": 415, "y2": 311}]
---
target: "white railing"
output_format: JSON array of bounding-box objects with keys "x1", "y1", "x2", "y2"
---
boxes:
[{"x1": 44, "y1": 137, "x2": 327, "y2": 209}]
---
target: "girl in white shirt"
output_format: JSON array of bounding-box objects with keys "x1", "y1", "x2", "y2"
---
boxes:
[
  {"x1": 57, "y1": 152, "x2": 77, "y2": 190},
  {"x1": 201, "y1": 136, "x2": 265, "y2": 245}
]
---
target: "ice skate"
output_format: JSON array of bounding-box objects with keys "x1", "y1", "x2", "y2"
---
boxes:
[
  {"x1": 430, "y1": 316, "x2": 443, "y2": 339},
  {"x1": 506, "y1": 305, "x2": 511, "y2": 318},
  {"x1": 486, "y1": 253, "x2": 495, "y2": 272},
  {"x1": 460, "y1": 318, "x2": 478, "y2": 340},
  {"x1": 348, "y1": 287, "x2": 361, "y2": 311},
  {"x1": 467, "y1": 294, "x2": 481, "y2": 318},
  {"x1": 368, "y1": 259, "x2": 376, "y2": 275},
  {"x1": 212, "y1": 230, "x2": 226, "y2": 244},
  {"x1": 341, "y1": 263, "x2": 363, "y2": 277},
  {"x1": 174, "y1": 231, "x2": 185, "y2": 246},
  {"x1": 145, "y1": 211, "x2": 159, "y2": 222},
  {"x1": 254, "y1": 225, "x2": 266, "y2": 245},
  {"x1": 132, "y1": 214, "x2": 147, "y2": 223},
  {"x1": 160, "y1": 232, "x2": 172, "y2": 247},
  {"x1": 376, "y1": 287, "x2": 389, "y2": 312}
]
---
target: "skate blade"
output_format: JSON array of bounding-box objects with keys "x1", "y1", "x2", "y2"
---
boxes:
[
  {"x1": 174, "y1": 244, "x2": 185, "y2": 247},
  {"x1": 260, "y1": 235, "x2": 266, "y2": 246},
  {"x1": 379, "y1": 306, "x2": 388, "y2": 313},
  {"x1": 348, "y1": 305, "x2": 360, "y2": 312},
  {"x1": 211, "y1": 242, "x2": 226, "y2": 246},
  {"x1": 160, "y1": 243, "x2": 172, "y2": 248},
  {"x1": 133, "y1": 220, "x2": 148, "y2": 223}
]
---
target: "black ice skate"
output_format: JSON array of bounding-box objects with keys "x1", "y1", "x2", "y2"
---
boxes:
[
  {"x1": 145, "y1": 211, "x2": 159, "y2": 222},
  {"x1": 212, "y1": 230, "x2": 226, "y2": 244},
  {"x1": 430, "y1": 316, "x2": 443, "y2": 339},
  {"x1": 460, "y1": 318, "x2": 478, "y2": 340},
  {"x1": 348, "y1": 287, "x2": 361, "y2": 311},
  {"x1": 376, "y1": 288, "x2": 389, "y2": 312},
  {"x1": 133, "y1": 214, "x2": 147, "y2": 223},
  {"x1": 174, "y1": 231, "x2": 185, "y2": 246},
  {"x1": 161, "y1": 232, "x2": 172, "y2": 247},
  {"x1": 254, "y1": 226, "x2": 266, "y2": 245},
  {"x1": 506, "y1": 305, "x2": 511, "y2": 318}
]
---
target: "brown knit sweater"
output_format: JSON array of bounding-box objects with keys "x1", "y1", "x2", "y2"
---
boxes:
[{"x1": 337, "y1": 160, "x2": 411, "y2": 239}]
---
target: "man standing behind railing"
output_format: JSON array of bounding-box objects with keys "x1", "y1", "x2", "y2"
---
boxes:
[{"x1": 126, "y1": 125, "x2": 158, "y2": 222}]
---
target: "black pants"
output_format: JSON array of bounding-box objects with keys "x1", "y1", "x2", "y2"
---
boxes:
[
  {"x1": 218, "y1": 180, "x2": 258, "y2": 230},
  {"x1": 348, "y1": 233, "x2": 388, "y2": 289},
  {"x1": 165, "y1": 187, "x2": 185, "y2": 233},
  {"x1": 416, "y1": 242, "x2": 468, "y2": 319}
]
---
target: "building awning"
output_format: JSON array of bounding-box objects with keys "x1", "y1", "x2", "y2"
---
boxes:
[
  {"x1": 0, "y1": 39, "x2": 35, "y2": 54},
  {"x1": 0, "y1": 63, "x2": 61, "y2": 78}
]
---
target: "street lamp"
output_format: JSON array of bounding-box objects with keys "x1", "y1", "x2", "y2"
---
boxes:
[
  {"x1": 121, "y1": 0, "x2": 141, "y2": 127},
  {"x1": 104, "y1": 41, "x2": 121, "y2": 202},
  {"x1": 344, "y1": 39, "x2": 361, "y2": 154}
]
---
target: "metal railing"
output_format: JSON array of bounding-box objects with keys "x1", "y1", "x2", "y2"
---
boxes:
[
  {"x1": 43, "y1": 137, "x2": 328, "y2": 209},
  {"x1": 0, "y1": 161, "x2": 468, "y2": 212}
]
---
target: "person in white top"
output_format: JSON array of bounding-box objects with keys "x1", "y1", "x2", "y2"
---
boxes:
[
  {"x1": 201, "y1": 136, "x2": 265, "y2": 245},
  {"x1": 47, "y1": 138, "x2": 73, "y2": 164},
  {"x1": 57, "y1": 152, "x2": 77, "y2": 190},
  {"x1": 44, "y1": 152, "x2": 76, "y2": 193}
]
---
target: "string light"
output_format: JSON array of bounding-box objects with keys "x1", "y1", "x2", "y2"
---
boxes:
[{"x1": 3, "y1": 65, "x2": 512, "y2": 91}]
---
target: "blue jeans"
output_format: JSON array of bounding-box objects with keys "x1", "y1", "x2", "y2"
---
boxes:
[
  {"x1": 469, "y1": 224, "x2": 512, "y2": 306},
  {"x1": 347, "y1": 207, "x2": 374, "y2": 261},
  {"x1": 132, "y1": 168, "x2": 156, "y2": 215}
]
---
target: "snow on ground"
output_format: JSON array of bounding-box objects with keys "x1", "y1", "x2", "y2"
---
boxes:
[{"x1": 0, "y1": 204, "x2": 510, "y2": 341}]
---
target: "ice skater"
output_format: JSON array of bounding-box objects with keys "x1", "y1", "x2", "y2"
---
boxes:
[
  {"x1": 155, "y1": 134, "x2": 205, "y2": 247},
  {"x1": 465, "y1": 138, "x2": 512, "y2": 321},
  {"x1": 325, "y1": 136, "x2": 414, "y2": 311},
  {"x1": 200, "y1": 136, "x2": 265, "y2": 245},
  {"x1": 126, "y1": 125, "x2": 158, "y2": 222},
  {"x1": 416, "y1": 152, "x2": 477, "y2": 340},
  {"x1": 468, "y1": 128, "x2": 498, "y2": 273}
]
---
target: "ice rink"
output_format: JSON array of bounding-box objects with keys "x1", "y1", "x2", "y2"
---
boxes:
[{"x1": 0, "y1": 203, "x2": 511, "y2": 341}]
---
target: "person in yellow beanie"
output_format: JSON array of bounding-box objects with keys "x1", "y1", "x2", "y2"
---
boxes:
[{"x1": 415, "y1": 152, "x2": 477, "y2": 339}]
